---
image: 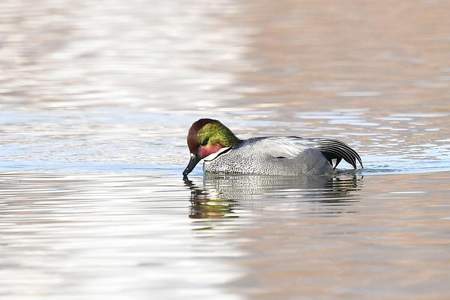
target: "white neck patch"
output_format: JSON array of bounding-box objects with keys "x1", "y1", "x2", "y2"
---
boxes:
[{"x1": 203, "y1": 147, "x2": 231, "y2": 162}]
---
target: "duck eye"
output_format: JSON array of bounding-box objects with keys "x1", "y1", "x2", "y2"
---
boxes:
[{"x1": 200, "y1": 139, "x2": 208, "y2": 146}]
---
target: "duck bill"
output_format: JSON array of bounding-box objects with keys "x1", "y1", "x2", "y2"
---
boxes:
[{"x1": 183, "y1": 153, "x2": 200, "y2": 177}]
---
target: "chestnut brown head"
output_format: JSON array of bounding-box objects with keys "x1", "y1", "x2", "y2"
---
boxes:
[{"x1": 183, "y1": 119, "x2": 239, "y2": 176}]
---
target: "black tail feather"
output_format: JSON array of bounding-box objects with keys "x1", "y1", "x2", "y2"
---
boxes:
[{"x1": 315, "y1": 139, "x2": 363, "y2": 169}]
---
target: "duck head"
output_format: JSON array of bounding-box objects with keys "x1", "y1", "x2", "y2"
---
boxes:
[{"x1": 183, "y1": 119, "x2": 240, "y2": 177}]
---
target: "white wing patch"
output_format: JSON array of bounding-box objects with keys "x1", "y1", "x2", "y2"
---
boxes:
[{"x1": 253, "y1": 137, "x2": 308, "y2": 159}]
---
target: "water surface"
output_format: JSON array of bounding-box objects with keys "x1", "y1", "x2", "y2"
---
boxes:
[{"x1": 1, "y1": 0, "x2": 450, "y2": 299}]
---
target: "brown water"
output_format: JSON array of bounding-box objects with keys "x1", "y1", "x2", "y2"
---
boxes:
[{"x1": 1, "y1": 1, "x2": 450, "y2": 299}]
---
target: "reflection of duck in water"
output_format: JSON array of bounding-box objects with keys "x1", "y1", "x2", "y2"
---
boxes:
[
  {"x1": 183, "y1": 119, "x2": 363, "y2": 177},
  {"x1": 185, "y1": 173, "x2": 363, "y2": 219},
  {"x1": 184, "y1": 176, "x2": 238, "y2": 219}
]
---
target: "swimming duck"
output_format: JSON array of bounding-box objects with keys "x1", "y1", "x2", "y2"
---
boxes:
[{"x1": 183, "y1": 118, "x2": 363, "y2": 176}]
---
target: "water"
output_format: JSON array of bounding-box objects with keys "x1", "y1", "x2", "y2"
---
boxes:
[{"x1": 1, "y1": 0, "x2": 450, "y2": 299}]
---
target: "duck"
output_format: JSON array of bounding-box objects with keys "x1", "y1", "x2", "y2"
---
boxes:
[{"x1": 182, "y1": 118, "x2": 363, "y2": 177}]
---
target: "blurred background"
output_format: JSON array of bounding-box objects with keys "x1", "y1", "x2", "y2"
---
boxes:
[
  {"x1": 1, "y1": 1, "x2": 450, "y2": 299},
  {"x1": 1, "y1": 0, "x2": 449, "y2": 170},
  {"x1": 1, "y1": 0, "x2": 450, "y2": 112}
]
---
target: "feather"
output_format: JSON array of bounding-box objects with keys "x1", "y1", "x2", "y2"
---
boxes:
[
  {"x1": 236, "y1": 136, "x2": 363, "y2": 170},
  {"x1": 314, "y1": 139, "x2": 363, "y2": 169},
  {"x1": 250, "y1": 137, "x2": 306, "y2": 158}
]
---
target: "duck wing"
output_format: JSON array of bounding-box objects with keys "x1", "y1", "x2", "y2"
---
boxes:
[
  {"x1": 245, "y1": 137, "x2": 363, "y2": 169},
  {"x1": 247, "y1": 137, "x2": 308, "y2": 159}
]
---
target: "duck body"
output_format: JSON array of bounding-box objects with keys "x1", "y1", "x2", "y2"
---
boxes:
[
  {"x1": 183, "y1": 119, "x2": 363, "y2": 177},
  {"x1": 203, "y1": 137, "x2": 333, "y2": 175}
]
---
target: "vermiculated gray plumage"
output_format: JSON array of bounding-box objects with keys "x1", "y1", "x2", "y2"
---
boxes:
[{"x1": 203, "y1": 137, "x2": 362, "y2": 176}]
